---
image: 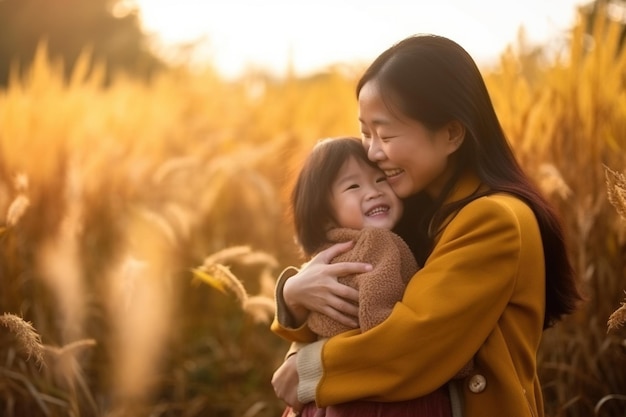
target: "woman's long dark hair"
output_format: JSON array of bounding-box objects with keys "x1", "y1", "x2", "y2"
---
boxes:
[
  {"x1": 357, "y1": 34, "x2": 582, "y2": 328},
  {"x1": 291, "y1": 137, "x2": 381, "y2": 258}
]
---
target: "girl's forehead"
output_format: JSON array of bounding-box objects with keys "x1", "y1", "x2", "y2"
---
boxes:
[{"x1": 338, "y1": 155, "x2": 379, "y2": 175}]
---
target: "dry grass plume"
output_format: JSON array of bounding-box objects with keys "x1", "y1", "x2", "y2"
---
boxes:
[{"x1": 0, "y1": 313, "x2": 44, "y2": 367}]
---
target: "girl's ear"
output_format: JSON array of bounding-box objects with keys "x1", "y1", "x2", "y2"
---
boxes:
[{"x1": 446, "y1": 120, "x2": 465, "y2": 154}]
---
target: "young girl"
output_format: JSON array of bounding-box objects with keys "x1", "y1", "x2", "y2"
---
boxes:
[{"x1": 274, "y1": 136, "x2": 471, "y2": 417}]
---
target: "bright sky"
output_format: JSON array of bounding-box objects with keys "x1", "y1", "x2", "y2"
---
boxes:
[{"x1": 130, "y1": 0, "x2": 591, "y2": 77}]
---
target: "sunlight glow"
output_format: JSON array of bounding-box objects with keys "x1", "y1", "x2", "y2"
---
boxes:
[{"x1": 131, "y1": 0, "x2": 591, "y2": 77}]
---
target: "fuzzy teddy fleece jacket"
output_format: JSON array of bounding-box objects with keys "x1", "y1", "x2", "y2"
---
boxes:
[{"x1": 307, "y1": 227, "x2": 418, "y2": 337}]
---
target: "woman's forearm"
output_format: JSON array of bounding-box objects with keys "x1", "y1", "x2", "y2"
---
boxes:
[{"x1": 283, "y1": 276, "x2": 311, "y2": 325}]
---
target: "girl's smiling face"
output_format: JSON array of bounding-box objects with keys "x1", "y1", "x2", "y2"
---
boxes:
[{"x1": 329, "y1": 155, "x2": 403, "y2": 231}]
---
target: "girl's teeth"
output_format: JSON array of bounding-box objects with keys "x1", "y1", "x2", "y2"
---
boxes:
[{"x1": 367, "y1": 207, "x2": 388, "y2": 216}]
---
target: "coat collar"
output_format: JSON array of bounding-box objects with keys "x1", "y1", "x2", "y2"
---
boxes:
[
  {"x1": 428, "y1": 170, "x2": 486, "y2": 245},
  {"x1": 441, "y1": 169, "x2": 486, "y2": 206}
]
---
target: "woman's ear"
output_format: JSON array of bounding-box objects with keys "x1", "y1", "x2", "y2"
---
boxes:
[{"x1": 445, "y1": 120, "x2": 465, "y2": 154}]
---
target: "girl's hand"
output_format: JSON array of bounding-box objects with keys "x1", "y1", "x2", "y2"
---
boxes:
[
  {"x1": 272, "y1": 354, "x2": 303, "y2": 411},
  {"x1": 284, "y1": 240, "x2": 371, "y2": 328}
]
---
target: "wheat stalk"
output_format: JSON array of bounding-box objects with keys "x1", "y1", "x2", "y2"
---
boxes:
[
  {"x1": 604, "y1": 166, "x2": 626, "y2": 333},
  {"x1": 6, "y1": 194, "x2": 30, "y2": 227},
  {"x1": 42, "y1": 338, "x2": 97, "y2": 359},
  {"x1": 604, "y1": 165, "x2": 626, "y2": 221},
  {"x1": 537, "y1": 163, "x2": 572, "y2": 200},
  {"x1": 0, "y1": 313, "x2": 44, "y2": 367},
  {"x1": 12, "y1": 172, "x2": 29, "y2": 192},
  {"x1": 243, "y1": 295, "x2": 275, "y2": 324},
  {"x1": 607, "y1": 293, "x2": 626, "y2": 332},
  {"x1": 194, "y1": 247, "x2": 279, "y2": 312},
  {"x1": 43, "y1": 339, "x2": 99, "y2": 414},
  {"x1": 202, "y1": 245, "x2": 255, "y2": 265},
  {"x1": 192, "y1": 263, "x2": 248, "y2": 307}
]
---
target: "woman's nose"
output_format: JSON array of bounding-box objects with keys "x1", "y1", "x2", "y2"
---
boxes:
[{"x1": 367, "y1": 139, "x2": 385, "y2": 162}]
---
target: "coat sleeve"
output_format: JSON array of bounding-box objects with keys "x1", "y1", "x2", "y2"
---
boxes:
[
  {"x1": 310, "y1": 197, "x2": 526, "y2": 406},
  {"x1": 270, "y1": 266, "x2": 318, "y2": 343}
]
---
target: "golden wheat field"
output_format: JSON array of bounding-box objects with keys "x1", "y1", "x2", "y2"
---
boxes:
[{"x1": 1, "y1": 9, "x2": 626, "y2": 417}]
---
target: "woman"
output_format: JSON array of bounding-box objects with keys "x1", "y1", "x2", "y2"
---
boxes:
[{"x1": 271, "y1": 34, "x2": 582, "y2": 417}]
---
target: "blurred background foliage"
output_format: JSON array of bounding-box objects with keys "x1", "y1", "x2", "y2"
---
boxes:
[
  {"x1": 0, "y1": 0, "x2": 164, "y2": 86},
  {"x1": 0, "y1": 0, "x2": 625, "y2": 416}
]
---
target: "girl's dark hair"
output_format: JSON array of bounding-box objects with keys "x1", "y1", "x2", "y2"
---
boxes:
[
  {"x1": 357, "y1": 34, "x2": 582, "y2": 328},
  {"x1": 292, "y1": 137, "x2": 381, "y2": 258}
]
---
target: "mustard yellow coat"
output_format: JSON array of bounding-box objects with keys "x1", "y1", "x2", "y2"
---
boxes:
[{"x1": 272, "y1": 172, "x2": 546, "y2": 417}]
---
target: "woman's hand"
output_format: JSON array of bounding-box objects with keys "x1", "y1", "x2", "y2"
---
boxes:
[
  {"x1": 284, "y1": 240, "x2": 371, "y2": 328},
  {"x1": 272, "y1": 354, "x2": 303, "y2": 411}
]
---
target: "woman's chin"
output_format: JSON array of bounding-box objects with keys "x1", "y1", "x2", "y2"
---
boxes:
[{"x1": 390, "y1": 182, "x2": 411, "y2": 199}]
